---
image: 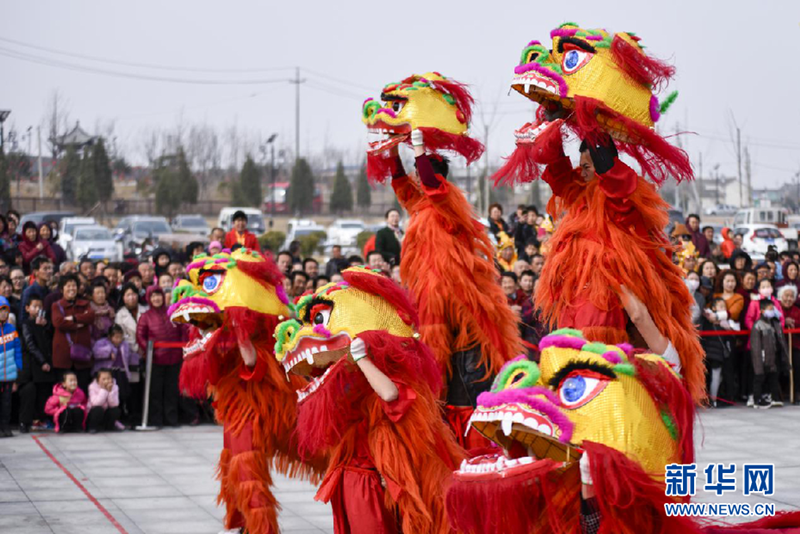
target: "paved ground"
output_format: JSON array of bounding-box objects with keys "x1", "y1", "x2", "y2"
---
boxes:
[{"x1": 0, "y1": 405, "x2": 798, "y2": 534}]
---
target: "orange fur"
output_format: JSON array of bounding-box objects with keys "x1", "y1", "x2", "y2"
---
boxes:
[
  {"x1": 394, "y1": 175, "x2": 522, "y2": 377},
  {"x1": 209, "y1": 328, "x2": 325, "y2": 533},
  {"x1": 537, "y1": 169, "x2": 705, "y2": 403}
]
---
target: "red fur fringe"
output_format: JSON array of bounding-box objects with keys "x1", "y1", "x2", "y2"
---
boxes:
[
  {"x1": 538, "y1": 172, "x2": 706, "y2": 403},
  {"x1": 571, "y1": 96, "x2": 693, "y2": 185},
  {"x1": 491, "y1": 143, "x2": 543, "y2": 186},
  {"x1": 417, "y1": 127, "x2": 485, "y2": 165},
  {"x1": 179, "y1": 346, "x2": 212, "y2": 399},
  {"x1": 342, "y1": 270, "x2": 419, "y2": 327},
  {"x1": 395, "y1": 176, "x2": 523, "y2": 376},
  {"x1": 366, "y1": 151, "x2": 396, "y2": 184},
  {"x1": 429, "y1": 77, "x2": 475, "y2": 125},
  {"x1": 235, "y1": 253, "x2": 285, "y2": 290},
  {"x1": 446, "y1": 461, "x2": 580, "y2": 534},
  {"x1": 703, "y1": 511, "x2": 800, "y2": 532},
  {"x1": 611, "y1": 35, "x2": 676, "y2": 91}
]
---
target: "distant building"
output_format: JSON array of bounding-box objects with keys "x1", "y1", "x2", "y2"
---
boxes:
[{"x1": 55, "y1": 121, "x2": 96, "y2": 155}]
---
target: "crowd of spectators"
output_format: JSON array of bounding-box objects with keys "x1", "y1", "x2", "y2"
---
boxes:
[{"x1": 1, "y1": 202, "x2": 798, "y2": 438}]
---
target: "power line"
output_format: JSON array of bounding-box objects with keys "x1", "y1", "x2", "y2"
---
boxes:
[
  {"x1": 0, "y1": 35, "x2": 294, "y2": 74},
  {"x1": 0, "y1": 46, "x2": 292, "y2": 85}
]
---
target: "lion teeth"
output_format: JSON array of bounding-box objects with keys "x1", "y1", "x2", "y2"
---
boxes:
[{"x1": 501, "y1": 417, "x2": 514, "y2": 436}]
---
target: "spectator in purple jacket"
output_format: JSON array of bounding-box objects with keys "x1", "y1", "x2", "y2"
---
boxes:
[
  {"x1": 136, "y1": 286, "x2": 187, "y2": 428},
  {"x1": 686, "y1": 214, "x2": 711, "y2": 259}
]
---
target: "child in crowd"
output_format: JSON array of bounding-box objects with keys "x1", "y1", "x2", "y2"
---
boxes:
[
  {"x1": 0, "y1": 297, "x2": 22, "y2": 438},
  {"x1": 93, "y1": 325, "x2": 137, "y2": 422},
  {"x1": 45, "y1": 371, "x2": 87, "y2": 432},
  {"x1": 89, "y1": 282, "x2": 115, "y2": 341},
  {"x1": 18, "y1": 296, "x2": 56, "y2": 432},
  {"x1": 208, "y1": 241, "x2": 222, "y2": 255},
  {"x1": 749, "y1": 299, "x2": 791, "y2": 409},
  {"x1": 701, "y1": 297, "x2": 739, "y2": 407},
  {"x1": 86, "y1": 369, "x2": 123, "y2": 433}
]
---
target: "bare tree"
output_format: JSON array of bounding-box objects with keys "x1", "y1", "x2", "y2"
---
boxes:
[{"x1": 41, "y1": 89, "x2": 71, "y2": 160}]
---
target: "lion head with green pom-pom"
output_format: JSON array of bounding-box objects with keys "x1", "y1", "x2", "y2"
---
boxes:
[
  {"x1": 362, "y1": 72, "x2": 484, "y2": 183},
  {"x1": 455, "y1": 328, "x2": 692, "y2": 482}
]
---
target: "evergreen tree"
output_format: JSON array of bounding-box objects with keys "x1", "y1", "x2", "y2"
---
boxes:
[
  {"x1": 176, "y1": 148, "x2": 198, "y2": 204},
  {"x1": 77, "y1": 151, "x2": 98, "y2": 210},
  {"x1": 288, "y1": 158, "x2": 315, "y2": 214},
  {"x1": 61, "y1": 146, "x2": 80, "y2": 204},
  {"x1": 356, "y1": 162, "x2": 371, "y2": 208},
  {"x1": 92, "y1": 138, "x2": 114, "y2": 203},
  {"x1": 239, "y1": 155, "x2": 261, "y2": 208},
  {"x1": 329, "y1": 161, "x2": 353, "y2": 213},
  {"x1": 0, "y1": 149, "x2": 10, "y2": 212},
  {"x1": 154, "y1": 164, "x2": 179, "y2": 217}
]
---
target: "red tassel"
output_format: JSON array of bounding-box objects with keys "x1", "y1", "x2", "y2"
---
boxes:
[
  {"x1": 366, "y1": 152, "x2": 395, "y2": 184},
  {"x1": 417, "y1": 127, "x2": 485, "y2": 165},
  {"x1": 429, "y1": 77, "x2": 476, "y2": 125},
  {"x1": 611, "y1": 35, "x2": 676, "y2": 91},
  {"x1": 179, "y1": 346, "x2": 211, "y2": 399},
  {"x1": 491, "y1": 143, "x2": 543, "y2": 186}
]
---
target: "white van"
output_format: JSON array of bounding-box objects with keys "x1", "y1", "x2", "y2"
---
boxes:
[
  {"x1": 217, "y1": 207, "x2": 266, "y2": 234},
  {"x1": 732, "y1": 207, "x2": 797, "y2": 248}
]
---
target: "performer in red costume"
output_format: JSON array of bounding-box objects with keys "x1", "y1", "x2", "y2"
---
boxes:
[{"x1": 386, "y1": 129, "x2": 522, "y2": 448}]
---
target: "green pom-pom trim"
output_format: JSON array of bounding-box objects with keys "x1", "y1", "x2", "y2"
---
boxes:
[
  {"x1": 559, "y1": 21, "x2": 579, "y2": 28},
  {"x1": 362, "y1": 100, "x2": 381, "y2": 119},
  {"x1": 613, "y1": 363, "x2": 636, "y2": 376},
  {"x1": 274, "y1": 319, "x2": 302, "y2": 356},
  {"x1": 659, "y1": 91, "x2": 679, "y2": 115},
  {"x1": 551, "y1": 328, "x2": 584, "y2": 338},
  {"x1": 294, "y1": 294, "x2": 314, "y2": 318},
  {"x1": 193, "y1": 253, "x2": 208, "y2": 260},
  {"x1": 491, "y1": 359, "x2": 541, "y2": 392},
  {"x1": 660, "y1": 409, "x2": 678, "y2": 440},
  {"x1": 442, "y1": 94, "x2": 456, "y2": 105},
  {"x1": 581, "y1": 342, "x2": 610, "y2": 356}
]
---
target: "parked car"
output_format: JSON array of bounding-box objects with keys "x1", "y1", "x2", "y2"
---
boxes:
[
  {"x1": 217, "y1": 207, "x2": 266, "y2": 235},
  {"x1": 733, "y1": 224, "x2": 788, "y2": 259},
  {"x1": 114, "y1": 216, "x2": 172, "y2": 256},
  {"x1": 733, "y1": 207, "x2": 797, "y2": 250},
  {"x1": 326, "y1": 219, "x2": 365, "y2": 247},
  {"x1": 58, "y1": 217, "x2": 97, "y2": 251},
  {"x1": 19, "y1": 211, "x2": 75, "y2": 228},
  {"x1": 283, "y1": 219, "x2": 326, "y2": 250},
  {"x1": 171, "y1": 214, "x2": 210, "y2": 235},
  {"x1": 703, "y1": 203, "x2": 738, "y2": 216},
  {"x1": 67, "y1": 225, "x2": 122, "y2": 262}
]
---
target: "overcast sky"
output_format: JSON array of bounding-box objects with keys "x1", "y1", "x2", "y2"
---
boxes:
[{"x1": 2, "y1": 0, "x2": 799, "y2": 188}]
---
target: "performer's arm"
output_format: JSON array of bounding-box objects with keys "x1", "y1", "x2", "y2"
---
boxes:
[
  {"x1": 587, "y1": 139, "x2": 638, "y2": 221},
  {"x1": 620, "y1": 285, "x2": 681, "y2": 371},
  {"x1": 412, "y1": 130, "x2": 445, "y2": 190},
  {"x1": 351, "y1": 337, "x2": 398, "y2": 402}
]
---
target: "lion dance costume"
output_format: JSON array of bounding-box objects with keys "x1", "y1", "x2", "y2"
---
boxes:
[
  {"x1": 170, "y1": 248, "x2": 323, "y2": 533},
  {"x1": 447, "y1": 329, "x2": 800, "y2": 533},
  {"x1": 275, "y1": 267, "x2": 464, "y2": 534},
  {"x1": 491, "y1": 23, "x2": 705, "y2": 402},
  {"x1": 362, "y1": 73, "x2": 522, "y2": 446}
]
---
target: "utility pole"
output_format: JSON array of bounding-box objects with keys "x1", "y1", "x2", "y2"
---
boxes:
[
  {"x1": 289, "y1": 67, "x2": 306, "y2": 162},
  {"x1": 697, "y1": 152, "x2": 703, "y2": 213},
  {"x1": 736, "y1": 125, "x2": 742, "y2": 208},
  {"x1": 714, "y1": 164, "x2": 720, "y2": 205},
  {"x1": 37, "y1": 126, "x2": 44, "y2": 199},
  {"x1": 744, "y1": 146, "x2": 751, "y2": 208}
]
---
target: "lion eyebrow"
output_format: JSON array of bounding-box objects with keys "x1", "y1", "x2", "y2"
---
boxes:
[
  {"x1": 548, "y1": 360, "x2": 616, "y2": 388},
  {"x1": 302, "y1": 297, "x2": 333, "y2": 323},
  {"x1": 557, "y1": 37, "x2": 596, "y2": 54},
  {"x1": 379, "y1": 93, "x2": 408, "y2": 101}
]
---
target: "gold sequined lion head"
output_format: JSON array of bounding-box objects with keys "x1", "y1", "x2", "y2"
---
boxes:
[
  {"x1": 362, "y1": 72, "x2": 484, "y2": 183},
  {"x1": 493, "y1": 22, "x2": 691, "y2": 186},
  {"x1": 274, "y1": 266, "x2": 417, "y2": 404},
  {"x1": 169, "y1": 248, "x2": 290, "y2": 360}
]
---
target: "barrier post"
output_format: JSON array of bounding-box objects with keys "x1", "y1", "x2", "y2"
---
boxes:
[
  {"x1": 135, "y1": 341, "x2": 158, "y2": 431},
  {"x1": 790, "y1": 333, "x2": 795, "y2": 406}
]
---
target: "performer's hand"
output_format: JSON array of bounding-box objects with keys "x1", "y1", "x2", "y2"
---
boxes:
[
  {"x1": 239, "y1": 337, "x2": 257, "y2": 367},
  {"x1": 350, "y1": 337, "x2": 368, "y2": 362},
  {"x1": 586, "y1": 135, "x2": 618, "y2": 175}
]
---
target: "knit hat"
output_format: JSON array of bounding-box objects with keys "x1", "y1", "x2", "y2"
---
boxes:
[
  {"x1": 209, "y1": 241, "x2": 222, "y2": 251},
  {"x1": 670, "y1": 223, "x2": 691, "y2": 238}
]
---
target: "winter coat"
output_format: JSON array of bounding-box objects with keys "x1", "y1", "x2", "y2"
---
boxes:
[
  {"x1": 115, "y1": 304, "x2": 147, "y2": 358},
  {"x1": 721, "y1": 228, "x2": 735, "y2": 259},
  {"x1": 374, "y1": 226, "x2": 402, "y2": 265},
  {"x1": 223, "y1": 229, "x2": 260, "y2": 252},
  {"x1": 700, "y1": 316, "x2": 732, "y2": 364},
  {"x1": 686, "y1": 217, "x2": 711, "y2": 258},
  {"x1": 51, "y1": 297, "x2": 96, "y2": 370},
  {"x1": 20, "y1": 281, "x2": 50, "y2": 324},
  {"x1": 92, "y1": 338, "x2": 138, "y2": 379},
  {"x1": 714, "y1": 292, "x2": 745, "y2": 322},
  {"x1": 18, "y1": 237, "x2": 55, "y2": 273},
  {"x1": 0, "y1": 314, "x2": 22, "y2": 382},
  {"x1": 136, "y1": 287, "x2": 187, "y2": 366},
  {"x1": 750, "y1": 317, "x2": 790, "y2": 376},
  {"x1": 20, "y1": 318, "x2": 56, "y2": 383},
  {"x1": 90, "y1": 302, "x2": 115, "y2": 341},
  {"x1": 87, "y1": 380, "x2": 120, "y2": 410},
  {"x1": 744, "y1": 297, "x2": 785, "y2": 331},
  {"x1": 44, "y1": 383, "x2": 87, "y2": 431},
  {"x1": 780, "y1": 304, "x2": 800, "y2": 349}
]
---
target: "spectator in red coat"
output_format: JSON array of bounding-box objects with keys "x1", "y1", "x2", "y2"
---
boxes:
[
  {"x1": 223, "y1": 211, "x2": 261, "y2": 252},
  {"x1": 51, "y1": 274, "x2": 96, "y2": 394},
  {"x1": 136, "y1": 286, "x2": 188, "y2": 427},
  {"x1": 18, "y1": 221, "x2": 55, "y2": 273}
]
